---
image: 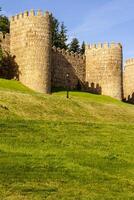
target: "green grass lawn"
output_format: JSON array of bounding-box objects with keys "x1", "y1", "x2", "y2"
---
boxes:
[{"x1": 0, "y1": 79, "x2": 134, "y2": 200}]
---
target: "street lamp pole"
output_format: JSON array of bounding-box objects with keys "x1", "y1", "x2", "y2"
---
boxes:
[{"x1": 66, "y1": 73, "x2": 69, "y2": 99}]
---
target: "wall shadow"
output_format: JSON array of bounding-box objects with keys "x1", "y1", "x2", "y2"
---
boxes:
[
  {"x1": 51, "y1": 49, "x2": 102, "y2": 95},
  {"x1": 52, "y1": 50, "x2": 85, "y2": 91},
  {"x1": 123, "y1": 92, "x2": 134, "y2": 104}
]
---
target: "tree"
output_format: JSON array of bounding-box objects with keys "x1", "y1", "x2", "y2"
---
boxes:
[
  {"x1": 69, "y1": 38, "x2": 80, "y2": 53},
  {"x1": 0, "y1": 51, "x2": 19, "y2": 80},
  {"x1": 58, "y1": 22, "x2": 68, "y2": 49},
  {"x1": 51, "y1": 14, "x2": 60, "y2": 48},
  {"x1": 80, "y1": 41, "x2": 85, "y2": 54},
  {"x1": 0, "y1": 7, "x2": 10, "y2": 34},
  {"x1": 51, "y1": 15, "x2": 68, "y2": 49}
]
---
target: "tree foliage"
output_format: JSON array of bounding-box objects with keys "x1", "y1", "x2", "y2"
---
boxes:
[
  {"x1": 0, "y1": 51, "x2": 19, "y2": 80},
  {"x1": 80, "y1": 41, "x2": 85, "y2": 54},
  {"x1": 58, "y1": 22, "x2": 68, "y2": 49},
  {"x1": 69, "y1": 38, "x2": 80, "y2": 53},
  {"x1": 51, "y1": 15, "x2": 68, "y2": 49},
  {"x1": 51, "y1": 14, "x2": 60, "y2": 48},
  {"x1": 0, "y1": 7, "x2": 10, "y2": 34}
]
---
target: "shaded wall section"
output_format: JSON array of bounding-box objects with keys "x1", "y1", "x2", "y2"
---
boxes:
[{"x1": 52, "y1": 47, "x2": 86, "y2": 90}]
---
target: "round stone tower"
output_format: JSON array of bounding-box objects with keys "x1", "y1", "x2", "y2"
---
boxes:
[
  {"x1": 123, "y1": 59, "x2": 134, "y2": 101},
  {"x1": 85, "y1": 42, "x2": 123, "y2": 99},
  {"x1": 10, "y1": 10, "x2": 52, "y2": 93}
]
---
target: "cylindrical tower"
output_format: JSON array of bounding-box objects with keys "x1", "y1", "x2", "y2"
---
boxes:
[
  {"x1": 123, "y1": 59, "x2": 134, "y2": 101},
  {"x1": 10, "y1": 10, "x2": 52, "y2": 93},
  {"x1": 85, "y1": 42, "x2": 123, "y2": 99}
]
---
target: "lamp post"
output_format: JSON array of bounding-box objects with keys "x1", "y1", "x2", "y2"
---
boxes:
[{"x1": 66, "y1": 73, "x2": 69, "y2": 98}]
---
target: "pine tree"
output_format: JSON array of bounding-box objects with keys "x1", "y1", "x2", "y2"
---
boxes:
[
  {"x1": 59, "y1": 22, "x2": 68, "y2": 49},
  {"x1": 50, "y1": 14, "x2": 60, "y2": 48},
  {"x1": 80, "y1": 41, "x2": 85, "y2": 54},
  {"x1": 69, "y1": 38, "x2": 80, "y2": 53},
  {"x1": 0, "y1": 8, "x2": 10, "y2": 34},
  {"x1": 51, "y1": 15, "x2": 68, "y2": 49}
]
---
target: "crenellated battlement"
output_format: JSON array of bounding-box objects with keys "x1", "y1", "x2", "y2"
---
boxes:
[
  {"x1": 86, "y1": 42, "x2": 122, "y2": 50},
  {"x1": 125, "y1": 58, "x2": 134, "y2": 65},
  {"x1": 0, "y1": 8, "x2": 133, "y2": 101},
  {"x1": 52, "y1": 46, "x2": 85, "y2": 60},
  {"x1": 85, "y1": 41, "x2": 123, "y2": 99},
  {"x1": 52, "y1": 46, "x2": 86, "y2": 90},
  {"x1": 10, "y1": 9, "x2": 50, "y2": 22},
  {"x1": 10, "y1": 9, "x2": 52, "y2": 94}
]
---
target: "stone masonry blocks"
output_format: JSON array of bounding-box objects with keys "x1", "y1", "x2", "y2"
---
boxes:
[
  {"x1": 10, "y1": 10, "x2": 52, "y2": 93},
  {"x1": 124, "y1": 59, "x2": 134, "y2": 101},
  {"x1": 85, "y1": 43, "x2": 123, "y2": 99},
  {"x1": 0, "y1": 9, "x2": 133, "y2": 102},
  {"x1": 0, "y1": 32, "x2": 10, "y2": 53},
  {"x1": 52, "y1": 47, "x2": 86, "y2": 89}
]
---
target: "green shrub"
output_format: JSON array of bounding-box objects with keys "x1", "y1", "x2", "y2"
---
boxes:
[{"x1": 0, "y1": 50, "x2": 19, "y2": 80}]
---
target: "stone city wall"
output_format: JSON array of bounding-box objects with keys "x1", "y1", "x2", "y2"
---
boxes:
[
  {"x1": 85, "y1": 42, "x2": 123, "y2": 99},
  {"x1": 0, "y1": 32, "x2": 10, "y2": 53},
  {"x1": 52, "y1": 47, "x2": 86, "y2": 90},
  {"x1": 0, "y1": 9, "x2": 134, "y2": 101}
]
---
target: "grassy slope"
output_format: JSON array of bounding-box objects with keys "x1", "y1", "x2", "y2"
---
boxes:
[{"x1": 0, "y1": 78, "x2": 134, "y2": 200}]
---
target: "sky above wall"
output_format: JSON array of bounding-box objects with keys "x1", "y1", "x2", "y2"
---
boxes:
[{"x1": 1, "y1": 0, "x2": 134, "y2": 60}]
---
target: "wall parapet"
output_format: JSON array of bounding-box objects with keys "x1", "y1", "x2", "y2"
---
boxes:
[
  {"x1": 10, "y1": 10, "x2": 50, "y2": 22},
  {"x1": 52, "y1": 46, "x2": 85, "y2": 60},
  {"x1": 52, "y1": 46, "x2": 86, "y2": 90},
  {"x1": 125, "y1": 58, "x2": 134, "y2": 65},
  {"x1": 10, "y1": 9, "x2": 52, "y2": 94},
  {"x1": 86, "y1": 42, "x2": 122, "y2": 50}
]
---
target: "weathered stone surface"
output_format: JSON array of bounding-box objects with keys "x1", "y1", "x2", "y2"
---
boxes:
[
  {"x1": 85, "y1": 43, "x2": 123, "y2": 99},
  {"x1": 0, "y1": 32, "x2": 10, "y2": 53},
  {"x1": 0, "y1": 9, "x2": 133, "y2": 101},
  {"x1": 10, "y1": 10, "x2": 51, "y2": 94},
  {"x1": 52, "y1": 47, "x2": 86, "y2": 89},
  {"x1": 124, "y1": 59, "x2": 134, "y2": 103}
]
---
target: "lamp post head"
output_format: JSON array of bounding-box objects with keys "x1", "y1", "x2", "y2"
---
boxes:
[{"x1": 66, "y1": 73, "x2": 69, "y2": 78}]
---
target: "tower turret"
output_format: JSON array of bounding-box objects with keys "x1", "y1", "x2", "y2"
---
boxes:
[
  {"x1": 85, "y1": 42, "x2": 123, "y2": 99},
  {"x1": 124, "y1": 59, "x2": 134, "y2": 101},
  {"x1": 10, "y1": 10, "x2": 52, "y2": 93}
]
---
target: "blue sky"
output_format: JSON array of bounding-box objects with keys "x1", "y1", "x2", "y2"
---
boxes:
[{"x1": 1, "y1": 0, "x2": 134, "y2": 60}]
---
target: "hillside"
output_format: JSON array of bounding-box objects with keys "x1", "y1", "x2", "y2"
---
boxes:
[{"x1": 0, "y1": 78, "x2": 134, "y2": 200}]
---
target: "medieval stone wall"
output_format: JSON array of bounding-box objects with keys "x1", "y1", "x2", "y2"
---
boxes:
[
  {"x1": 51, "y1": 47, "x2": 86, "y2": 90},
  {"x1": 10, "y1": 10, "x2": 51, "y2": 93},
  {"x1": 85, "y1": 43, "x2": 123, "y2": 99},
  {"x1": 0, "y1": 32, "x2": 10, "y2": 53},
  {"x1": 0, "y1": 9, "x2": 134, "y2": 101},
  {"x1": 123, "y1": 59, "x2": 134, "y2": 103}
]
